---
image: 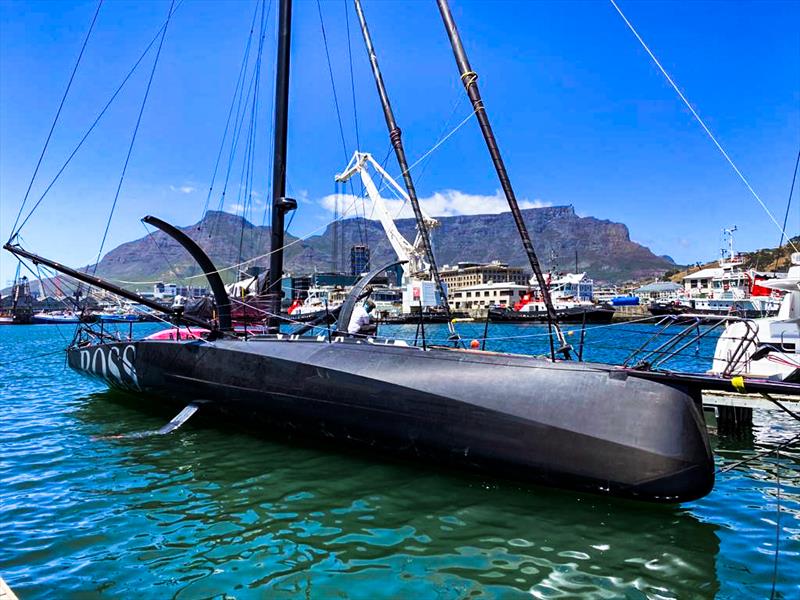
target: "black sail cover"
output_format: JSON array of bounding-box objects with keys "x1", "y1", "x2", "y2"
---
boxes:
[{"x1": 183, "y1": 296, "x2": 216, "y2": 322}]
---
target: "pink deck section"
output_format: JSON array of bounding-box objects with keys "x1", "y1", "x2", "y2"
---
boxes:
[{"x1": 145, "y1": 328, "x2": 209, "y2": 341}]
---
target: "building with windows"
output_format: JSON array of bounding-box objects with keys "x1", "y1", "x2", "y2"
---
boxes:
[
  {"x1": 448, "y1": 282, "x2": 529, "y2": 314},
  {"x1": 350, "y1": 245, "x2": 370, "y2": 277},
  {"x1": 682, "y1": 268, "x2": 722, "y2": 298},
  {"x1": 634, "y1": 281, "x2": 683, "y2": 302},
  {"x1": 439, "y1": 261, "x2": 528, "y2": 290},
  {"x1": 152, "y1": 282, "x2": 209, "y2": 300}
]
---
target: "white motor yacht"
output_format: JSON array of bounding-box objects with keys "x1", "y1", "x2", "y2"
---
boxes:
[{"x1": 712, "y1": 252, "x2": 800, "y2": 382}]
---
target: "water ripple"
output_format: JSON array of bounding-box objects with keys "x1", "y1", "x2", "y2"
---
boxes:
[{"x1": 1, "y1": 324, "x2": 798, "y2": 598}]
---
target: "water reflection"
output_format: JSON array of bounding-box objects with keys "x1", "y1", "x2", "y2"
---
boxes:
[{"x1": 67, "y1": 391, "x2": 722, "y2": 599}]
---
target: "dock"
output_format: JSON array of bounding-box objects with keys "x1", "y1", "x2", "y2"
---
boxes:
[
  {"x1": 0, "y1": 578, "x2": 18, "y2": 600},
  {"x1": 702, "y1": 390, "x2": 798, "y2": 435},
  {"x1": 703, "y1": 390, "x2": 799, "y2": 411}
]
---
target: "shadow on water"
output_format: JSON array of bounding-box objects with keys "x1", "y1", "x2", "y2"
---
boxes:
[{"x1": 64, "y1": 389, "x2": 723, "y2": 599}]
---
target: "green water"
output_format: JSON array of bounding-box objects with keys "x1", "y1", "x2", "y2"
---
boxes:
[{"x1": 1, "y1": 323, "x2": 798, "y2": 598}]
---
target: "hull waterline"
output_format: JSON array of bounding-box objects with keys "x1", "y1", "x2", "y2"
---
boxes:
[{"x1": 68, "y1": 336, "x2": 714, "y2": 503}]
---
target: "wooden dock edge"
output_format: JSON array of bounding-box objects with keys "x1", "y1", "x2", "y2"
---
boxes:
[
  {"x1": 0, "y1": 577, "x2": 19, "y2": 600},
  {"x1": 703, "y1": 390, "x2": 798, "y2": 411}
]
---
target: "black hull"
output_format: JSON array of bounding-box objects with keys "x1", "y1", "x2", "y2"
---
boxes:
[
  {"x1": 648, "y1": 303, "x2": 778, "y2": 320},
  {"x1": 489, "y1": 306, "x2": 616, "y2": 324},
  {"x1": 67, "y1": 336, "x2": 714, "y2": 503}
]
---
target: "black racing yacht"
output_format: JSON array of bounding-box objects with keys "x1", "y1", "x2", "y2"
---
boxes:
[{"x1": 5, "y1": 0, "x2": 717, "y2": 503}]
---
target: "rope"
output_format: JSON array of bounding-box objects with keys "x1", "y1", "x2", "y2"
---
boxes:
[
  {"x1": 9, "y1": 0, "x2": 103, "y2": 240},
  {"x1": 92, "y1": 0, "x2": 176, "y2": 274},
  {"x1": 236, "y1": 0, "x2": 269, "y2": 266},
  {"x1": 609, "y1": 0, "x2": 798, "y2": 252},
  {"x1": 460, "y1": 70, "x2": 478, "y2": 90},
  {"x1": 141, "y1": 221, "x2": 182, "y2": 282},
  {"x1": 11, "y1": 0, "x2": 185, "y2": 238}
]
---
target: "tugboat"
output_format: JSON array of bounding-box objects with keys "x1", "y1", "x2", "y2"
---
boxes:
[
  {"x1": 0, "y1": 273, "x2": 34, "y2": 325},
  {"x1": 489, "y1": 272, "x2": 615, "y2": 324},
  {"x1": 680, "y1": 227, "x2": 782, "y2": 318}
]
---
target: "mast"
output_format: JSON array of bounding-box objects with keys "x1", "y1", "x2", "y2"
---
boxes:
[
  {"x1": 436, "y1": 0, "x2": 569, "y2": 359},
  {"x1": 353, "y1": 0, "x2": 457, "y2": 336},
  {"x1": 266, "y1": 0, "x2": 297, "y2": 329}
]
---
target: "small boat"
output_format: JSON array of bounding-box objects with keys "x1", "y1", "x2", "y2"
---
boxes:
[
  {"x1": 712, "y1": 252, "x2": 800, "y2": 382},
  {"x1": 31, "y1": 311, "x2": 83, "y2": 324},
  {"x1": 489, "y1": 273, "x2": 615, "y2": 324},
  {"x1": 95, "y1": 312, "x2": 140, "y2": 323},
  {"x1": 680, "y1": 228, "x2": 782, "y2": 318},
  {"x1": 490, "y1": 303, "x2": 616, "y2": 324}
]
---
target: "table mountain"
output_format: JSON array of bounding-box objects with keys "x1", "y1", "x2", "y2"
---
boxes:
[{"x1": 88, "y1": 206, "x2": 673, "y2": 288}]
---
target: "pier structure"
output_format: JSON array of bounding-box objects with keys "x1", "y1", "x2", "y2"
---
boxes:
[{"x1": 702, "y1": 391, "x2": 798, "y2": 435}]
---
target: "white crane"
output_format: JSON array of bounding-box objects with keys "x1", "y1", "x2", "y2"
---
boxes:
[{"x1": 335, "y1": 151, "x2": 438, "y2": 282}]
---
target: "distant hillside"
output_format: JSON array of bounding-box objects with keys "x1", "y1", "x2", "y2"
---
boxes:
[{"x1": 84, "y1": 206, "x2": 673, "y2": 288}]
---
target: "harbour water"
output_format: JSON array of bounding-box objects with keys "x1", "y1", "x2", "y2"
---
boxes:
[{"x1": 1, "y1": 323, "x2": 798, "y2": 598}]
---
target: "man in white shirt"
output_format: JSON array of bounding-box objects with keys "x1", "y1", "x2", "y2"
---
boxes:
[{"x1": 347, "y1": 299, "x2": 376, "y2": 336}]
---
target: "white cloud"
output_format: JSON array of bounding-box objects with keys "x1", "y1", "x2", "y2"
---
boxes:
[
  {"x1": 319, "y1": 189, "x2": 550, "y2": 220},
  {"x1": 170, "y1": 184, "x2": 196, "y2": 194},
  {"x1": 229, "y1": 203, "x2": 245, "y2": 214}
]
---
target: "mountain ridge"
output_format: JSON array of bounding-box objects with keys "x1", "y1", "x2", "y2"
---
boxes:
[{"x1": 86, "y1": 205, "x2": 674, "y2": 287}]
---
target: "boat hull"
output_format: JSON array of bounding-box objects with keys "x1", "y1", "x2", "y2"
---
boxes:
[
  {"x1": 67, "y1": 336, "x2": 714, "y2": 502},
  {"x1": 489, "y1": 306, "x2": 616, "y2": 324}
]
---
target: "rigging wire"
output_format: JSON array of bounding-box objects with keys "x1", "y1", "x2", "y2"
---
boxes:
[
  {"x1": 107, "y1": 111, "x2": 475, "y2": 286},
  {"x1": 9, "y1": 0, "x2": 104, "y2": 241},
  {"x1": 141, "y1": 221, "x2": 182, "y2": 282},
  {"x1": 317, "y1": 0, "x2": 349, "y2": 159},
  {"x1": 609, "y1": 0, "x2": 798, "y2": 253},
  {"x1": 779, "y1": 146, "x2": 799, "y2": 247},
  {"x1": 237, "y1": 0, "x2": 269, "y2": 267},
  {"x1": 10, "y1": 1, "x2": 185, "y2": 238},
  {"x1": 316, "y1": 0, "x2": 367, "y2": 249},
  {"x1": 92, "y1": 0, "x2": 176, "y2": 275},
  {"x1": 343, "y1": 0, "x2": 360, "y2": 152},
  {"x1": 212, "y1": 62, "x2": 260, "y2": 240},
  {"x1": 200, "y1": 0, "x2": 263, "y2": 223}
]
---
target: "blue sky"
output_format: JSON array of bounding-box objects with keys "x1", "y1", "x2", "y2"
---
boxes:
[{"x1": 1, "y1": 0, "x2": 798, "y2": 286}]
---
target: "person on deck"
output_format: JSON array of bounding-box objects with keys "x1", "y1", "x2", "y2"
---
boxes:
[{"x1": 347, "y1": 299, "x2": 376, "y2": 336}]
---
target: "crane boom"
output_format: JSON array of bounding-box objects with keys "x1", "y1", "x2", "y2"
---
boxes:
[{"x1": 336, "y1": 152, "x2": 438, "y2": 279}]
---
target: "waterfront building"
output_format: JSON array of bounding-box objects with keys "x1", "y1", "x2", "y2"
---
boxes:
[
  {"x1": 152, "y1": 282, "x2": 209, "y2": 301},
  {"x1": 634, "y1": 281, "x2": 683, "y2": 302},
  {"x1": 448, "y1": 282, "x2": 529, "y2": 313},
  {"x1": 439, "y1": 261, "x2": 528, "y2": 290},
  {"x1": 593, "y1": 286, "x2": 619, "y2": 303}
]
